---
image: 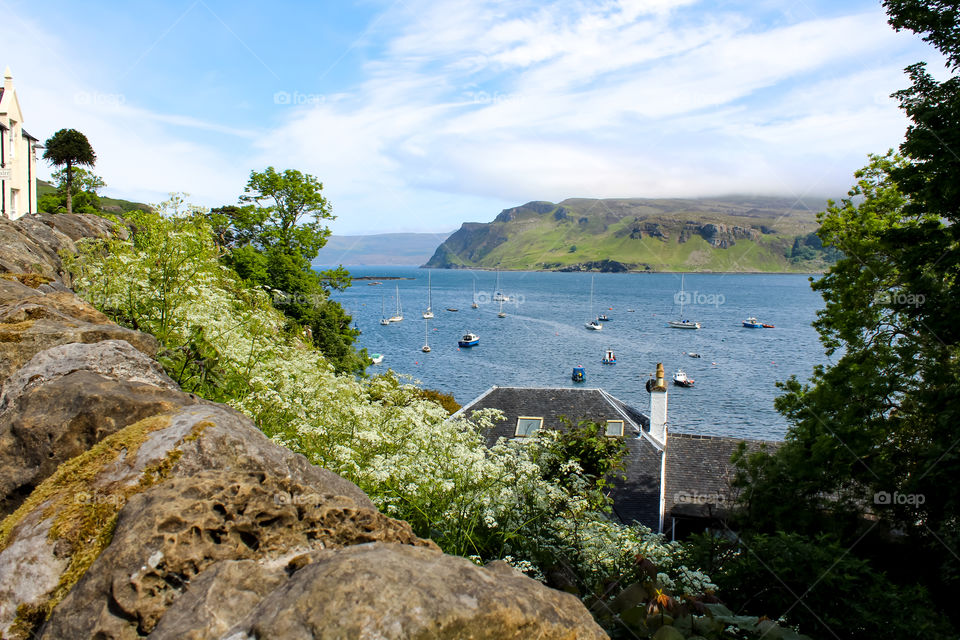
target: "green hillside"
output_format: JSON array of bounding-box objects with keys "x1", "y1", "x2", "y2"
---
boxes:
[
  {"x1": 37, "y1": 179, "x2": 153, "y2": 215},
  {"x1": 424, "y1": 196, "x2": 838, "y2": 272}
]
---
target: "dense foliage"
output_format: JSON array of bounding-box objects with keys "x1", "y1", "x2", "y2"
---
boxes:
[
  {"x1": 716, "y1": 2, "x2": 960, "y2": 637},
  {"x1": 207, "y1": 168, "x2": 363, "y2": 374},
  {"x1": 38, "y1": 168, "x2": 106, "y2": 214},
  {"x1": 42, "y1": 128, "x2": 96, "y2": 216}
]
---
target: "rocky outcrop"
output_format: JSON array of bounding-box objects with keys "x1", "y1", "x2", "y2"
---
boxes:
[{"x1": 0, "y1": 214, "x2": 607, "y2": 640}]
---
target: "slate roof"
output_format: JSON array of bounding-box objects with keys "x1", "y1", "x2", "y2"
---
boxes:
[
  {"x1": 21, "y1": 129, "x2": 38, "y2": 142},
  {"x1": 663, "y1": 432, "x2": 779, "y2": 519},
  {"x1": 456, "y1": 386, "x2": 663, "y2": 530}
]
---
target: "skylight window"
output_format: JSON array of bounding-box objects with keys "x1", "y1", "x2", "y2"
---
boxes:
[
  {"x1": 605, "y1": 420, "x2": 624, "y2": 437},
  {"x1": 515, "y1": 416, "x2": 543, "y2": 437}
]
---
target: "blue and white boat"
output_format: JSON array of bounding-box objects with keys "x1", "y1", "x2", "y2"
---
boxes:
[
  {"x1": 601, "y1": 349, "x2": 617, "y2": 365},
  {"x1": 742, "y1": 317, "x2": 763, "y2": 328},
  {"x1": 458, "y1": 333, "x2": 480, "y2": 347},
  {"x1": 571, "y1": 365, "x2": 586, "y2": 382}
]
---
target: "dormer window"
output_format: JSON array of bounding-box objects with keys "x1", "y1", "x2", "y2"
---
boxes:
[
  {"x1": 515, "y1": 416, "x2": 543, "y2": 437},
  {"x1": 605, "y1": 419, "x2": 624, "y2": 437}
]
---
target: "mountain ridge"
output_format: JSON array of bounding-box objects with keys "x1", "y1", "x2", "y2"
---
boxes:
[{"x1": 424, "y1": 196, "x2": 836, "y2": 272}]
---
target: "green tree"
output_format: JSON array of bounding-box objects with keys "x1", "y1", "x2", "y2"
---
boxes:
[
  {"x1": 39, "y1": 168, "x2": 106, "y2": 214},
  {"x1": 209, "y1": 168, "x2": 364, "y2": 374},
  {"x1": 726, "y1": 0, "x2": 960, "y2": 630},
  {"x1": 42, "y1": 129, "x2": 96, "y2": 215}
]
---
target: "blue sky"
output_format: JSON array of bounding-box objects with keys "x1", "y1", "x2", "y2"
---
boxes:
[{"x1": 1, "y1": 0, "x2": 946, "y2": 234}]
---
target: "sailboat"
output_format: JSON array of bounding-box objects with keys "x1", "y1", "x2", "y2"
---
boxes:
[
  {"x1": 493, "y1": 271, "x2": 508, "y2": 302},
  {"x1": 388, "y1": 284, "x2": 403, "y2": 323},
  {"x1": 471, "y1": 280, "x2": 479, "y2": 309},
  {"x1": 379, "y1": 294, "x2": 390, "y2": 325},
  {"x1": 497, "y1": 297, "x2": 506, "y2": 318},
  {"x1": 585, "y1": 275, "x2": 603, "y2": 330},
  {"x1": 422, "y1": 318, "x2": 431, "y2": 352},
  {"x1": 422, "y1": 271, "x2": 434, "y2": 319},
  {"x1": 668, "y1": 274, "x2": 700, "y2": 329}
]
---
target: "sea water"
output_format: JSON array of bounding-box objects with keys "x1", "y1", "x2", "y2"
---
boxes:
[{"x1": 326, "y1": 267, "x2": 830, "y2": 440}]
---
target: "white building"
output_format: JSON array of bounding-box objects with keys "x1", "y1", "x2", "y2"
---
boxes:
[{"x1": 0, "y1": 67, "x2": 40, "y2": 220}]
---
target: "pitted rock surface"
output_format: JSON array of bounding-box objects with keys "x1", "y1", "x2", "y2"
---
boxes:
[{"x1": 40, "y1": 471, "x2": 433, "y2": 639}]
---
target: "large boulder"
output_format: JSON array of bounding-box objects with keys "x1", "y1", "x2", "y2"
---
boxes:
[
  {"x1": 0, "y1": 285, "x2": 158, "y2": 381},
  {"x1": 152, "y1": 543, "x2": 607, "y2": 640},
  {"x1": 0, "y1": 341, "x2": 191, "y2": 517},
  {"x1": 0, "y1": 403, "x2": 381, "y2": 638},
  {"x1": 39, "y1": 471, "x2": 432, "y2": 639}
]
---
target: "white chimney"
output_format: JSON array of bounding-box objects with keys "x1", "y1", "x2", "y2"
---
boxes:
[{"x1": 647, "y1": 362, "x2": 668, "y2": 446}]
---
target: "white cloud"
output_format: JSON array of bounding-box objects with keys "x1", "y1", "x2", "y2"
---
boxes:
[{"x1": 3, "y1": 0, "x2": 944, "y2": 232}]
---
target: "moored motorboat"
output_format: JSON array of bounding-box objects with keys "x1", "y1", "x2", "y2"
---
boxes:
[
  {"x1": 370, "y1": 353, "x2": 384, "y2": 364},
  {"x1": 458, "y1": 333, "x2": 480, "y2": 347},
  {"x1": 598, "y1": 314, "x2": 610, "y2": 321},
  {"x1": 601, "y1": 349, "x2": 617, "y2": 364},
  {"x1": 743, "y1": 317, "x2": 762, "y2": 328},
  {"x1": 687, "y1": 352, "x2": 701, "y2": 358},
  {"x1": 673, "y1": 369, "x2": 694, "y2": 387},
  {"x1": 571, "y1": 365, "x2": 586, "y2": 382},
  {"x1": 446, "y1": 308, "x2": 459, "y2": 312}
]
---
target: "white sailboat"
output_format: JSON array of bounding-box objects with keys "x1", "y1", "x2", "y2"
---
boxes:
[
  {"x1": 379, "y1": 293, "x2": 390, "y2": 325},
  {"x1": 585, "y1": 275, "x2": 603, "y2": 330},
  {"x1": 471, "y1": 280, "x2": 479, "y2": 309},
  {"x1": 422, "y1": 318, "x2": 431, "y2": 352},
  {"x1": 388, "y1": 284, "x2": 403, "y2": 323},
  {"x1": 498, "y1": 297, "x2": 506, "y2": 318},
  {"x1": 493, "y1": 270, "x2": 508, "y2": 302},
  {"x1": 668, "y1": 274, "x2": 700, "y2": 329},
  {"x1": 422, "y1": 271, "x2": 434, "y2": 319}
]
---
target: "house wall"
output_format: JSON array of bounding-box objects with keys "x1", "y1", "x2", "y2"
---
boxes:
[{"x1": 0, "y1": 69, "x2": 39, "y2": 220}]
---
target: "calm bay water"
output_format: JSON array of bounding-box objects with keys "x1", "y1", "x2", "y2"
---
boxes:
[{"x1": 327, "y1": 267, "x2": 830, "y2": 441}]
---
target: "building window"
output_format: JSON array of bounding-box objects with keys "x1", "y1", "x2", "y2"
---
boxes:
[
  {"x1": 515, "y1": 416, "x2": 543, "y2": 437},
  {"x1": 605, "y1": 420, "x2": 624, "y2": 437}
]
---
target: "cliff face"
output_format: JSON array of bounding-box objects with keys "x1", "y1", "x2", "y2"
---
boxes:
[
  {"x1": 0, "y1": 214, "x2": 606, "y2": 640},
  {"x1": 424, "y1": 196, "x2": 833, "y2": 272}
]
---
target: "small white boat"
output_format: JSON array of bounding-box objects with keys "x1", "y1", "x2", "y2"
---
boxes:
[
  {"x1": 602, "y1": 349, "x2": 617, "y2": 364},
  {"x1": 673, "y1": 369, "x2": 694, "y2": 387},
  {"x1": 585, "y1": 275, "x2": 603, "y2": 330},
  {"x1": 497, "y1": 298, "x2": 506, "y2": 318},
  {"x1": 458, "y1": 333, "x2": 480, "y2": 347},
  {"x1": 388, "y1": 284, "x2": 403, "y2": 323},
  {"x1": 370, "y1": 353, "x2": 384, "y2": 364},
  {"x1": 379, "y1": 294, "x2": 390, "y2": 325},
  {"x1": 422, "y1": 271, "x2": 434, "y2": 319},
  {"x1": 422, "y1": 318, "x2": 431, "y2": 352},
  {"x1": 471, "y1": 280, "x2": 479, "y2": 309},
  {"x1": 668, "y1": 274, "x2": 700, "y2": 329}
]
